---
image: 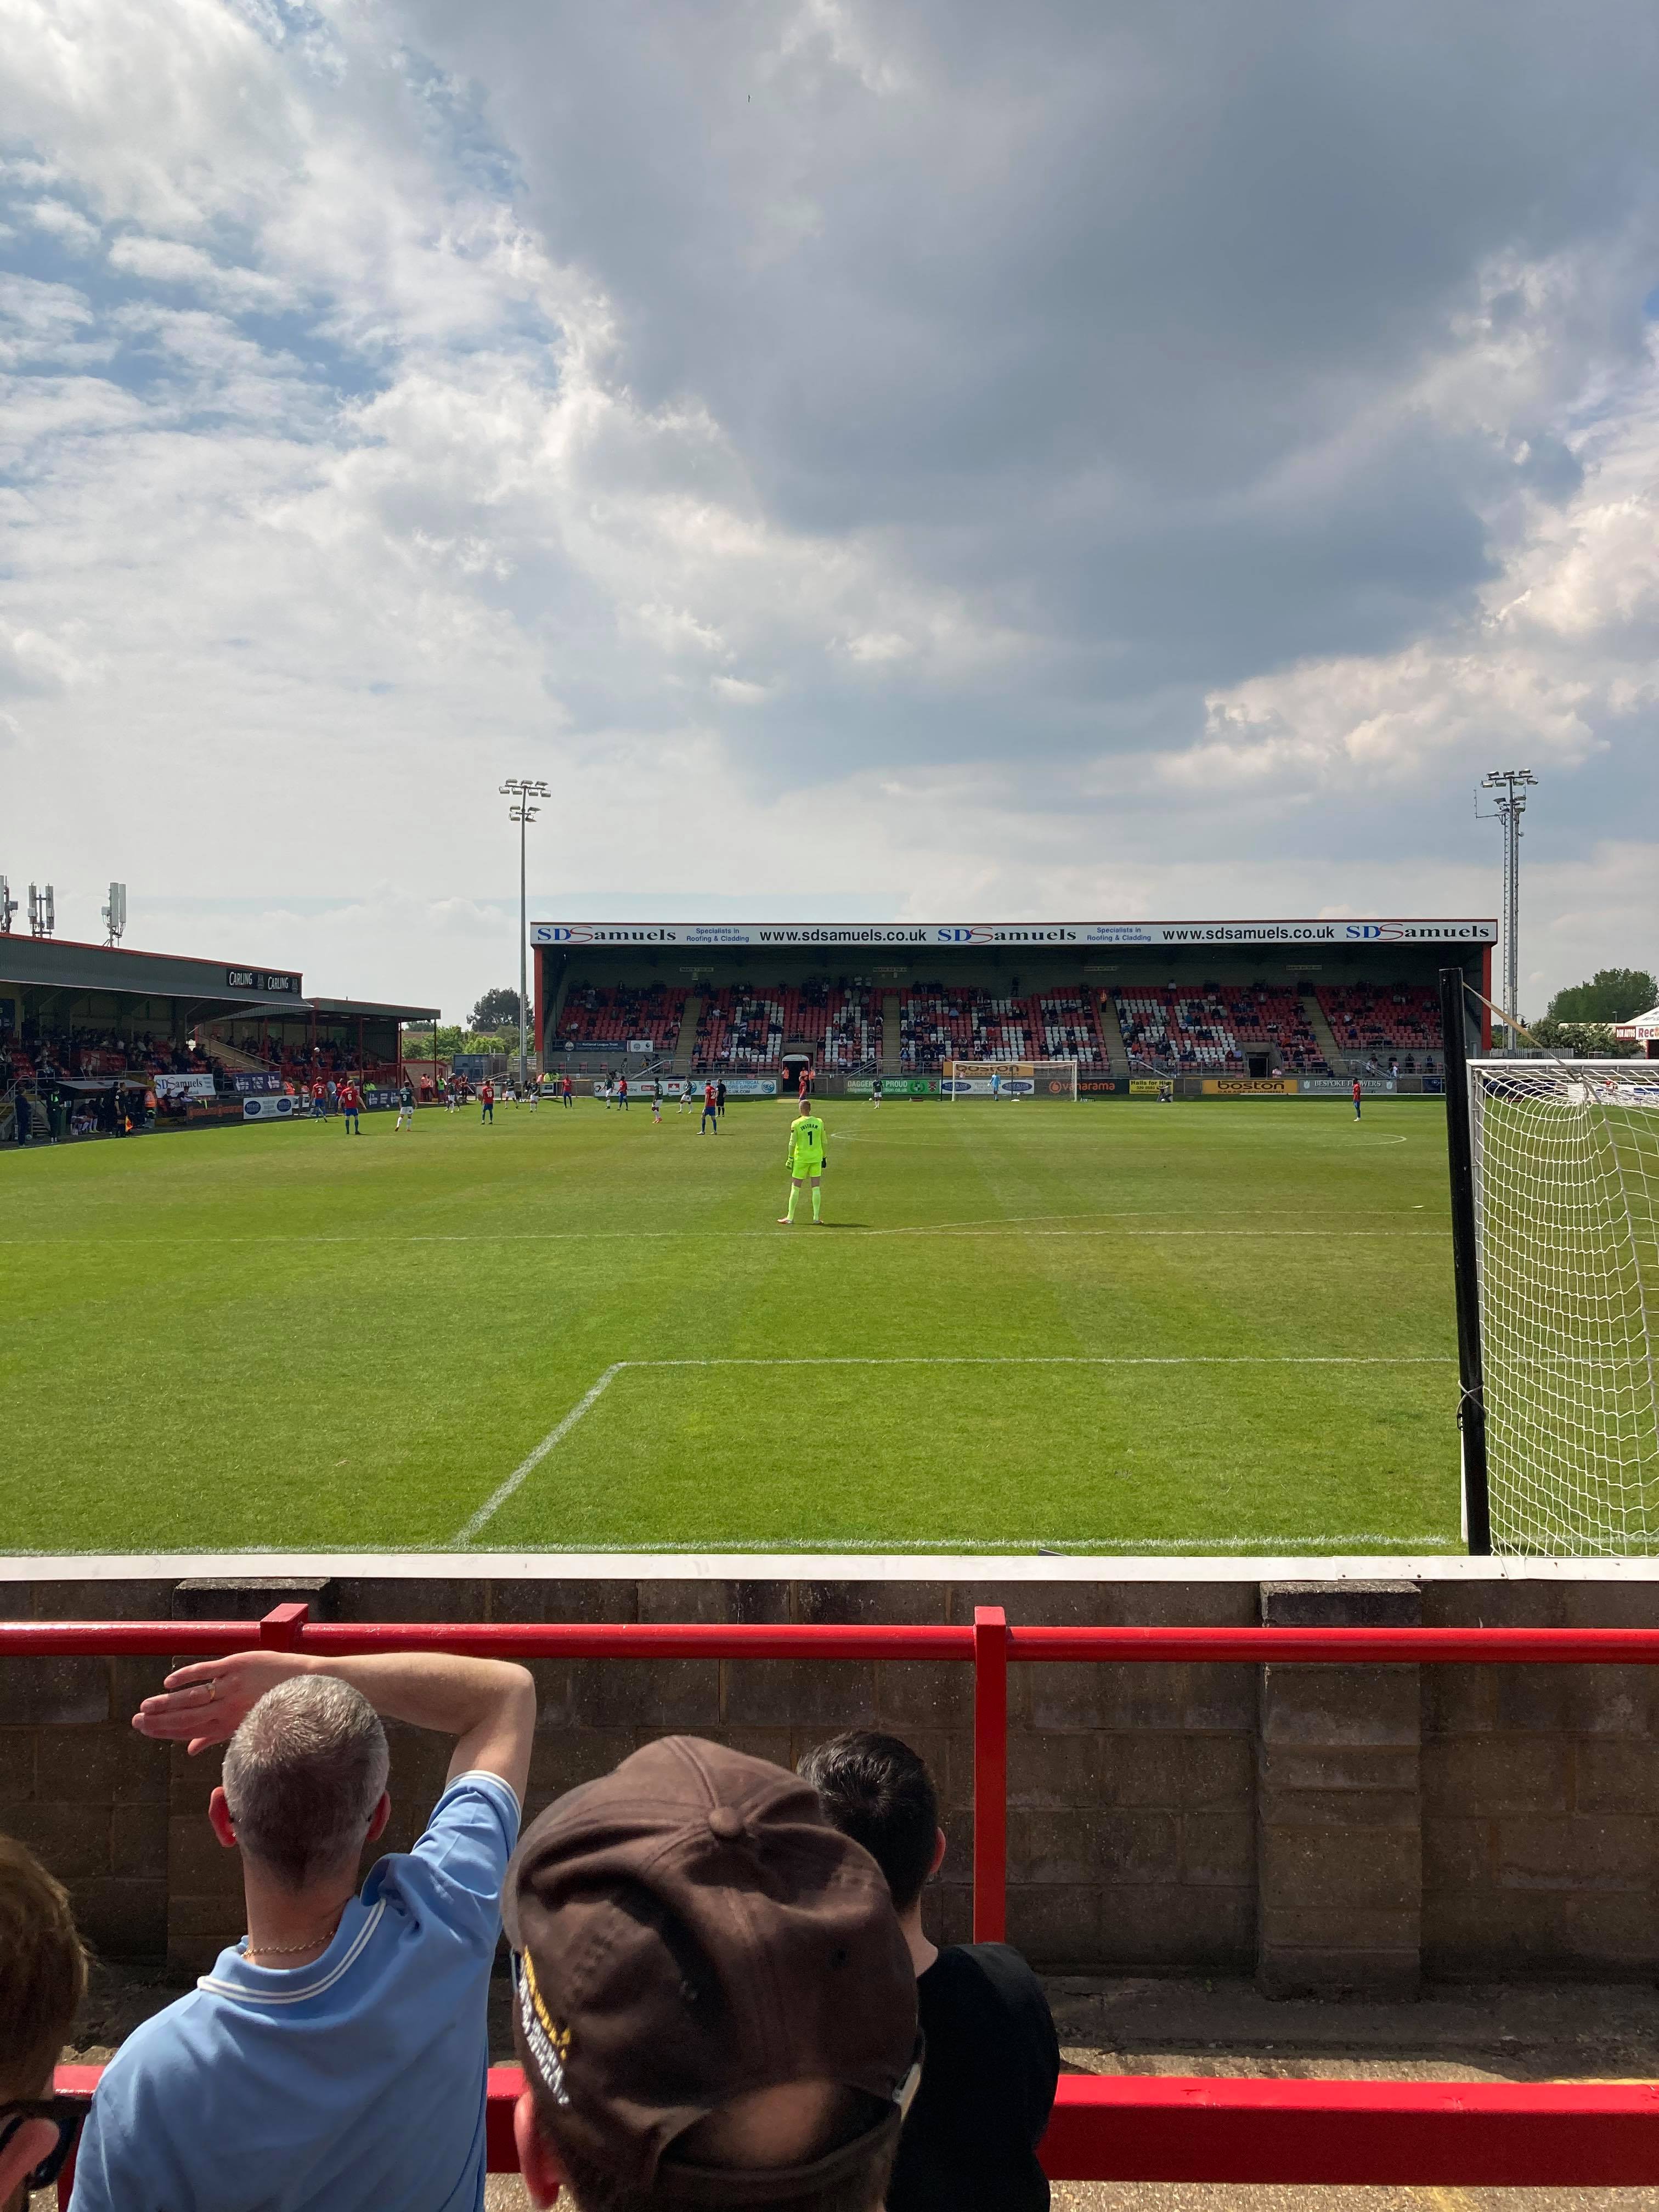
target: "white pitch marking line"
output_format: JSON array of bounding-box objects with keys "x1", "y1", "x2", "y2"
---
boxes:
[
  {"x1": 452, "y1": 1352, "x2": 1455, "y2": 1544},
  {"x1": 451, "y1": 1364, "x2": 625, "y2": 1546},
  {"x1": 0, "y1": 1227, "x2": 1450, "y2": 1252}
]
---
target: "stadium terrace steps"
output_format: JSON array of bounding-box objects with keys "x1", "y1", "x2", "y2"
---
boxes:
[
  {"x1": 1093, "y1": 992, "x2": 1131, "y2": 1075},
  {"x1": 1301, "y1": 990, "x2": 1351, "y2": 1076},
  {"x1": 202, "y1": 1037, "x2": 269, "y2": 1074},
  {"x1": 881, "y1": 991, "x2": 902, "y2": 1075},
  {"x1": 672, "y1": 995, "x2": 702, "y2": 1075}
]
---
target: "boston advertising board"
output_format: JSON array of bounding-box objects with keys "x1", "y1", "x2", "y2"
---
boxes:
[{"x1": 532, "y1": 918, "x2": 1497, "y2": 950}]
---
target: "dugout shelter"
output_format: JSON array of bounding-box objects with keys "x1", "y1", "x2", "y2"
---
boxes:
[{"x1": 529, "y1": 917, "x2": 1497, "y2": 1089}]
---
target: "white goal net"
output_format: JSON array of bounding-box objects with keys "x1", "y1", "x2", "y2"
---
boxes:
[
  {"x1": 943, "y1": 1059, "x2": 1079, "y2": 1100},
  {"x1": 1470, "y1": 1058, "x2": 1659, "y2": 1553}
]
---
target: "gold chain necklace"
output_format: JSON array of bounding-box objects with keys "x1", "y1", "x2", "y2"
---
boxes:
[{"x1": 245, "y1": 1909, "x2": 346, "y2": 1960}]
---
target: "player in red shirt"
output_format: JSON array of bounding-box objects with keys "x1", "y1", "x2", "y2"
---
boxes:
[
  {"x1": 1352, "y1": 1076, "x2": 1362, "y2": 1121},
  {"x1": 340, "y1": 1079, "x2": 363, "y2": 1135},
  {"x1": 701, "y1": 1080, "x2": 718, "y2": 1134},
  {"x1": 481, "y1": 1079, "x2": 495, "y2": 1124}
]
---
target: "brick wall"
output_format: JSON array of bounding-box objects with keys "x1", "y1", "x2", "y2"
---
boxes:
[{"x1": 4, "y1": 1567, "x2": 1659, "y2": 1990}]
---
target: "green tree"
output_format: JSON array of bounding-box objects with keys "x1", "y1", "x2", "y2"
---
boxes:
[
  {"x1": 471, "y1": 985, "x2": 525, "y2": 1031},
  {"x1": 1544, "y1": 969, "x2": 1657, "y2": 1024},
  {"x1": 1527, "y1": 1018, "x2": 1637, "y2": 1059},
  {"x1": 402, "y1": 1024, "x2": 513, "y2": 1060}
]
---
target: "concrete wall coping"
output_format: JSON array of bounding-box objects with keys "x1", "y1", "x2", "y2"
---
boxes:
[{"x1": 5, "y1": 1550, "x2": 1659, "y2": 1584}]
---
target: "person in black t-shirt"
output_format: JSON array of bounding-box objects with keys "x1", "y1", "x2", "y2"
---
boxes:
[{"x1": 799, "y1": 1730, "x2": 1059, "y2": 2212}]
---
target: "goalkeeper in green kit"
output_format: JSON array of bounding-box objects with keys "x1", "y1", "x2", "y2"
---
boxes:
[{"x1": 779, "y1": 1102, "x2": 827, "y2": 1224}]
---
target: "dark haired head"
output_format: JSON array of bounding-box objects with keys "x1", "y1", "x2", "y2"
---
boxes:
[{"x1": 797, "y1": 1734, "x2": 939, "y2": 1914}]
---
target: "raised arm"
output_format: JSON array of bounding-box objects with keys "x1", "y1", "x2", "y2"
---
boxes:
[{"x1": 133, "y1": 1649, "x2": 537, "y2": 1803}]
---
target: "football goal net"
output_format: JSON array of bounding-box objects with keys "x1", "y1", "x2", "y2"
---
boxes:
[
  {"x1": 1467, "y1": 1058, "x2": 1659, "y2": 1553},
  {"x1": 942, "y1": 1059, "x2": 1079, "y2": 1101}
]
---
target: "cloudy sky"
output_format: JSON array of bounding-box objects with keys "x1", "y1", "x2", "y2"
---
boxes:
[{"x1": 4, "y1": 0, "x2": 1658, "y2": 1017}]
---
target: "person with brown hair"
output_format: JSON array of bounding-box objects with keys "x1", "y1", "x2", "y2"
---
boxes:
[
  {"x1": 505, "y1": 1736, "x2": 921, "y2": 2211},
  {"x1": 0, "y1": 1835, "x2": 90, "y2": 2209}
]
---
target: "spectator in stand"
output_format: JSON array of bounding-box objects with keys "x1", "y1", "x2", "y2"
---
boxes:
[
  {"x1": 506, "y1": 1737, "x2": 919, "y2": 2212},
  {"x1": 0, "y1": 1836, "x2": 91, "y2": 2209},
  {"x1": 800, "y1": 1731, "x2": 1059, "y2": 2212},
  {"x1": 70, "y1": 1646, "x2": 535, "y2": 2212}
]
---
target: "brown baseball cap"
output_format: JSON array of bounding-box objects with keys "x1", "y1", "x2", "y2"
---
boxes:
[{"x1": 503, "y1": 1736, "x2": 919, "y2": 2202}]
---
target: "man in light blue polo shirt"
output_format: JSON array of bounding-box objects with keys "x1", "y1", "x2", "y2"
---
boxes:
[{"x1": 70, "y1": 1644, "x2": 536, "y2": 2212}]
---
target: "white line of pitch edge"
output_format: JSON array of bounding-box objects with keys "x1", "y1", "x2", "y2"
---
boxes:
[
  {"x1": 451, "y1": 1352, "x2": 1455, "y2": 1544},
  {"x1": 450, "y1": 1364, "x2": 627, "y2": 1547},
  {"x1": 466, "y1": 1533, "x2": 1456, "y2": 1555}
]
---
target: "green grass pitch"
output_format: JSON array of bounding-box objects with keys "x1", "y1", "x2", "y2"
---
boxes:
[{"x1": 1, "y1": 1096, "x2": 1463, "y2": 1556}]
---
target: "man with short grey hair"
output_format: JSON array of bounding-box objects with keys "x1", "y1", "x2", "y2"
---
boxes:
[{"x1": 69, "y1": 1646, "x2": 536, "y2": 2212}]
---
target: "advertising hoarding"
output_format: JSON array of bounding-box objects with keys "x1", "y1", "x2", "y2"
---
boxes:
[
  {"x1": 1200, "y1": 1078, "x2": 1300, "y2": 1097},
  {"x1": 532, "y1": 918, "x2": 1496, "y2": 950}
]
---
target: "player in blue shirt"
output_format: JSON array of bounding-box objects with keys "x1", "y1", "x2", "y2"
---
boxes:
[{"x1": 71, "y1": 1646, "x2": 535, "y2": 2212}]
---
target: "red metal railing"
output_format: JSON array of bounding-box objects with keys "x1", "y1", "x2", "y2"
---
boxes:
[
  {"x1": 47, "y1": 2062, "x2": 1659, "y2": 2196},
  {"x1": 16, "y1": 1601, "x2": 1659, "y2": 2192}
]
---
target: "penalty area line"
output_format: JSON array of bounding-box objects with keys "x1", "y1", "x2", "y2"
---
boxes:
[
  {"x1": 451, "y1": 1352, "x2": 1455, "y2": 1545},
  {"x1": 451, "y1": 1364, "x2": 624, "y2": 1546}
]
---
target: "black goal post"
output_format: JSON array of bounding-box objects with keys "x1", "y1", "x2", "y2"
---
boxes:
[{"x1": 1439, "y1": 965, "x2": 1492, "y2": 1554}]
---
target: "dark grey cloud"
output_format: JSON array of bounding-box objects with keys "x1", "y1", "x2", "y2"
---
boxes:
[{"x1": 400, "y1": 0, "x2": 1659, "y2": 765}]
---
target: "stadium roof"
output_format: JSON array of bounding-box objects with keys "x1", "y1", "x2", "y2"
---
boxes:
[
  {"x1": 307, "y1": 996, "x2": 441, "y2": 1024},
  {"x1": 0, "y1": 933, "x2": 303, "y2": 1011},
  {"x1": 531, "y1": 917, "x2": 1498, "y2": 950},
  {"x1": 0, "y1": 940, "x2": 438, "y2": 1024},
  {"x1": 1614, "y1": 1006, "x2": 1659, "y2": 1040}
]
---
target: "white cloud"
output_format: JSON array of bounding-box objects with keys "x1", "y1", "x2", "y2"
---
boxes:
[
  {"x1": 26, "y1": 196, "x2": 99, "y2": 250},
  {"x1": 0, "y1": 0, "x2": 1656, "y2": 1015}
]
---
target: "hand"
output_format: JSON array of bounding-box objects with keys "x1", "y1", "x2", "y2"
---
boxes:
[{"x1": 132, "y1": 1650, "x2": 312, "y2": 1754}]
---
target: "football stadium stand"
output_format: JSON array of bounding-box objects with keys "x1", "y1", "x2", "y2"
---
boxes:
[
  {"x1": 685, "y1": 982, "x2": 883, "y2": 1074},
  {"x1": 1034, "y1": 990, "x2": 1108, "y2": 1063},
  {"x1": 552, "y1": 984, "x2": 687, "y2": 1057},
  {"x1": 2, "y1": 938, "x2": 438, "y2": 1145},
  {"x1": 6, "y1": 1027, "x2": 211, "y2": 1082},
  {"x1": 527, "y1": 920, "x2": 1496, "y2": 1082},
  {"x1": 900, "y1": 987, "x2": 1036, "y2": 1068},
  {"x1": 1113, "y1": 985, "x2": 1332, "y2": 1075},
  {"x1": 1114, "y1": 986, "x2": 1241, "y2": 1072},
  {"x1": 1318, "y1": 981, "x2": 1443, "y2": 1065},
  {"x1": 1226, "y1": 986, "x2": 1331, "y2": 1074}
]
